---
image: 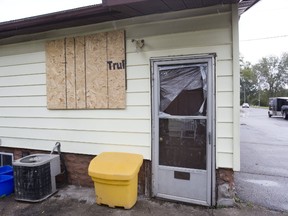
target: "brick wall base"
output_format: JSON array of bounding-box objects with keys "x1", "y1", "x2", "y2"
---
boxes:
[
  {"x1": 216, "y1": 168, "x2": 235, "y2": 207},
  {"x1": 0, "y1": 147, "x2": 151, "y2": 195},
  {"x1": 1, "y1": 147, "x2": 235, "y2": 205}
]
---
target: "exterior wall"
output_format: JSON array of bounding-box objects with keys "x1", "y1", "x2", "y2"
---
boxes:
[
  {"x1": 0, "y1": 5, "x2": 239, "y2": 170},
  {"x1": 0, "y1": 44, "x2": 151, "y2": 158},
  {"x1": 0, "y1": 146, "x2": 152, "y2": 195}
]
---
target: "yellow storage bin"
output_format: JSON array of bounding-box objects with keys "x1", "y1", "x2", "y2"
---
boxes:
[{"x1": 88, "y1": 152, "x2": 143, "y2": 209}]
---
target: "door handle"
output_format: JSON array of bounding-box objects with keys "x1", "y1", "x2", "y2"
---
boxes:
[{"x1": 208, "y1": 132, "x2": 212, "y2": 145}]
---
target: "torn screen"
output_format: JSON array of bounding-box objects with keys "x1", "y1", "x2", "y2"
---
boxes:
[
  {"x1": 159, "y1": 118, "x2": 207, "y2": 169},
  {"x1": 159, "y1": 64, "x2": 207, "y2": 116}
]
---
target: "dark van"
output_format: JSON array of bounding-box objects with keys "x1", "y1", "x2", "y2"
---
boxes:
[{"x1": 268, "y1": 97, "x2": 288, "y2": 119}]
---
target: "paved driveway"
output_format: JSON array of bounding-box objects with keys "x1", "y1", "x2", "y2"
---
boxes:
[
  {"x1": 1, "y1": 185, "x2": 287, "y2": 216},
  {"x1": 235, "y1": 107, "x2": 288, "y2": 212}
]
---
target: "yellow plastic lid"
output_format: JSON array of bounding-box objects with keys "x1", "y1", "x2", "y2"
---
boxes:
[{"x1": 88, "y1": 152, "x2": 143, "y2": 181}]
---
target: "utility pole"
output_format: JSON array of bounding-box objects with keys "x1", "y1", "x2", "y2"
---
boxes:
[
  {"x1": 244, "y1": 83, "x2": 246, "y2": 103},
  {"x1": 258, "y1": 83, "x2": 261, "y2": 107},
  {"x1": 258, "y1": 88, "x2": 260, "y2": 106}
]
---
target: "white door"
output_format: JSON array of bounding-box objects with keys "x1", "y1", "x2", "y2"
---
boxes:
[{"x1": 152, "y1": 55, "x2": 215, "y2": 206}]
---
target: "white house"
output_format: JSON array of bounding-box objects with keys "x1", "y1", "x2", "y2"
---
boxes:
[{"x1": 0, "y1": 0, "x2": 259, "y2": 206}]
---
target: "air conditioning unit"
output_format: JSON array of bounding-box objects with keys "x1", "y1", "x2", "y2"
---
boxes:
[{"x1": 13, "y1": 154, "x2": 61, "y2": 202}]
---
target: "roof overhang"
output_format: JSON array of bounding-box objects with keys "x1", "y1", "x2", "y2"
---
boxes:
[
  {"x1": 0, "y1": 0, "x2": 260, "y2": 41},
  {"x1": 238, "y1": 0, "x2": 260, "y2": 15}
]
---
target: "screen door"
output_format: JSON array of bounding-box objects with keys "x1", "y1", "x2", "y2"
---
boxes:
[{"x1": 152, "y1": 55, "x2": 214, "y2": 206}]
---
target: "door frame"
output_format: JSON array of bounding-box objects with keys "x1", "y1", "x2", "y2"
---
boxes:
[{"x1": 151, "y1": 54, "x2": 216, "y2": 206}]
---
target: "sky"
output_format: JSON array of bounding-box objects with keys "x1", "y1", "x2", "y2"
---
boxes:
[
  {"x1": 239, "y1": 0, "x2": 288, "y2": 64},
  {"x1": 0, "y1": 0, "x2": 287, "y2": 65}
]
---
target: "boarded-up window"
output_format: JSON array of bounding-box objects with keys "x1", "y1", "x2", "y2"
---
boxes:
[{"x1": 46, "y1": 30, "x2": 126, "y2": 109}]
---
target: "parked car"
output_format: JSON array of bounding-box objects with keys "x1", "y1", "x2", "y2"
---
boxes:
[
  {"x1": 268, "y1": 97, "x2": 288, "y2": 119},
  {"x1": 242, "y1": 103, "x2": 249, "y2": 108},
  {"x1": 281, "y1": 105, "x2": 288, "y2": 119}
]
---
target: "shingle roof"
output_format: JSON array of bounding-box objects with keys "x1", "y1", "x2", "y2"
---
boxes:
[{"x1": 0, "y1": 0, "x2": 259, "y2": 41}]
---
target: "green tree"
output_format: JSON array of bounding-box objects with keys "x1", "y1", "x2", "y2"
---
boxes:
[
  {"x1": 253, "y1": 54, "x2": 288, "y2": 99},
  {"x1": 240, "y1": 57, "x2": 258, "y2": 105}
]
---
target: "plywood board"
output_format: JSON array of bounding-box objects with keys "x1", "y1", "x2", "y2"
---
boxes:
[
  {"x1": 45, "y1": 30, "x2": 126, "y2": 110},
  {"x1": 107, "y1": 30, "x2": 126, "y2": 108},
  {"x1": 46, "y1": 39, "x2": 66, "y2": 109},
  {"x1": 86, "y1": 33, "x2": 108, "y2": 109},
  {"x1": 75, "y1": 36, "x2": 86, "y2": 109},
  {"x1": 65, "y1": 37, "x2": 76, "y2": 109}
]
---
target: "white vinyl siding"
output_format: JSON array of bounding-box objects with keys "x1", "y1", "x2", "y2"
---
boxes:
[
  {"x1": 0, "y1": 4, "x2": 239, "y2": 169},
  {"x1": 0, "y1": 48, "x2": 151, "y2": 158}
]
